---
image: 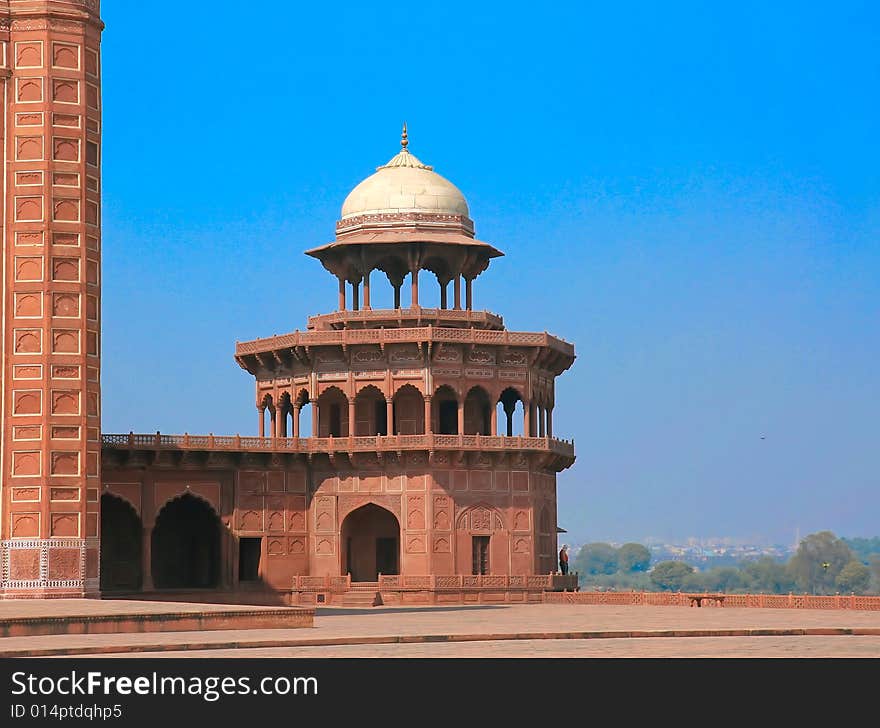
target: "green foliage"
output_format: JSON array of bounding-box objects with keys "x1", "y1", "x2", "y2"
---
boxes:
[
  {"x1": 836, "y1": 561, "x2": 871, "y2": 594},
  {"x1": 842, "y1": 537, "x2": 880, "y2": 564},
  {"x1": 617, "y1": 543, "x2": 651, "y2": 573},
  {"x1": 573, "y1": 542, "x2": 619, "y2": 575},
  {"x1": 578, "y1": 571, "x2": 653, "y2": 591},
  {"x1": 649, "y1": 561, "x2": 694, "y2": 591},
  {"x1": 789, "y1": 531, "x2": 853, "y2": 595},
  {"x1": 739, "y1": 556, "x2": 796, "y2": 593},
  {"x1": 566, "y1": 532, "x2": 880, "y2": 595},
  {"x1": 698, "y1": 566, "x2": 749, "y2": 593}
]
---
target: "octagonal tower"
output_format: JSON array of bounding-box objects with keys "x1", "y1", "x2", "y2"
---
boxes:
[{"x1": 233, "y1": 128, "x2": 576, "y2": 597}]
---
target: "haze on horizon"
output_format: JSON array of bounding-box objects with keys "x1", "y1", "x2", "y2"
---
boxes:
[{"x1": 99, "y1": 1, "x2": 879, "y2": 547}]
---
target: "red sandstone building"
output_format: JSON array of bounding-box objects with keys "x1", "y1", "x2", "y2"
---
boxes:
[{"x1": 1, "y1": 2, "x2": 577, "y2": 604}]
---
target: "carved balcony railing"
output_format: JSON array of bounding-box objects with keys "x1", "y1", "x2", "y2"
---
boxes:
[
  {"x1": 307, "y1": 308, "x2": 505, "y2": 331},
  {"x1": 102, "y1": 432, "x2": 575, "y2": 459},
  {"x1": 235, "y1": 325, "x2": 575, "y2": 358},
  {"x1": 290, "y1": 574, "x2": 579, "y2": 592}
]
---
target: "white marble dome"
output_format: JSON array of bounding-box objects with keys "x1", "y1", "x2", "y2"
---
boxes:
[{"x1": 341, "y1": 130, "x2": 469, "y2": 220}]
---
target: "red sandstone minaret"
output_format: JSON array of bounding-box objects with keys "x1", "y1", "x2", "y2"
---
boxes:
[{"x1": 0, "y1": 1, "x2": 103, "y2": 597}]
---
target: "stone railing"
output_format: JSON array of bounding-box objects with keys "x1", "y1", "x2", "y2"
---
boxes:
[
  {"x1": 373, "y1": 574, "x2": 574, "y2": 590},
  {"x1": 307, "y1": 308, "x2": 505, "y2": 330},
  {"x1": 543, "y1": 591, "x2": 880, "y2": 611},
  {"x1": 235, "y1": 325, "x2": 575, "y2": 358},
  {"x1": 103, "y1": 432, "x2": 575, "y2": 459}
]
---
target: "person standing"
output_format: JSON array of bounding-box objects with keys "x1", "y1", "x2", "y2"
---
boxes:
[{"x1": 559, "y1": 544, "x2": 569, "y2": 575}]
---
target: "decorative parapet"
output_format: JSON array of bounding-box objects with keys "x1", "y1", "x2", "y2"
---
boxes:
[
  {"x1": 235, "y1": 325, "x2": 575, "y2": 359},
  {"x1": 307, "y1": 308, "x2": 505, "y2": 331},
  {"x1": 102, "y1": 432, "x2": 576, "y2": 460},
  {"x1": 543, "y1": 591, "x2": 880, "y2": 611}
]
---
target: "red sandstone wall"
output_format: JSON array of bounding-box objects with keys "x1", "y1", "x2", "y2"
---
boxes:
[
  {"x1": 100, "y1": 462, "x2": 560, "y2": 592},
  {"x1": 1, "y1": 1, "x2": 103, "y2": 597}
]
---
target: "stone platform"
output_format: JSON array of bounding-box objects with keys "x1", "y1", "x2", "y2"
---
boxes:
[
  {"x1": 0, "y1": 598, "x2": 314, "y2": 637},
  {"x1": 0, "y1": 602, "x2": 877, "y2": 658}
]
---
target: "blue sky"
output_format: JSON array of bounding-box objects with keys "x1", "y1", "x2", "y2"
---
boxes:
[{"x1": 100, "y1": 1, "x2": 879, "y2": 545}]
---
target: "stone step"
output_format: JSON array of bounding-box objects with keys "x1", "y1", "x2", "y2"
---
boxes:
[{"x1": 340, "y1": 591, "x2": 382, "y2": 607}]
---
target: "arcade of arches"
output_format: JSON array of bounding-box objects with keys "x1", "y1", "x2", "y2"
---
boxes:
[{"x1": 257, "y1": 385, "x2": 553, "y2": 440}]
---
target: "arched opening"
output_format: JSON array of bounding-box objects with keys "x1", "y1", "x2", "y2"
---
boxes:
[
  {"x1": 278, "y1": 392, "x2": 291, "y2": 437},
  {"x1": 498, "y1": 387, "x2": 525, "y2": 436},
  {"x1": 293, "y1": 389, "x2": 312, "y2": 438},
  {"x1": 258, "y1": 394, "x2": 273, "y2": 438},
  {"x1": 423, "y1": 257, "x2": 453, "y2": 310},
  {"x1": 433, "y1": 385, "x2": 459, "y2": 434},
  {"x1": 376, "y1": 256, "x2": 408, "y2": 310},
  {"x1": 464, "y1": 386, "x2": 492, "y2": 435},
  {"x1": 99, "y1": 493, "x2": 142, "y2": 592},
  {"x1": 354, "y1": 385, "x2": 387, "y2": 436},
  {"x1": 151, "y1": 493, "x2": 220, "y2": 589},
  {"x1": 340, "y1": 504, "x2": 400, "y2": 581},
  {"x1": 317, "y1": 386, "x2": 348, "y2": 437},
  {"x1": 392, "y1": 384, "x2": 424, "y2": 435}
]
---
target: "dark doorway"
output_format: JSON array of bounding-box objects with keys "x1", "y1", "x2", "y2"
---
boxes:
[
  {"x1": 238, "y1": 537, "x2": 262, "y2": 582},
  {"x1": 439, "y1": 400, "x2": 458, "y2": 434},
  {"x1": 329, "y1": 403, "x2": 342, "y2": 437},
  {"x1": 472, "y1": 535, "x2": 490, "y2": 575},
  {"x1": 376, "y1": 537, "x2": 398, "y2": 576},
  {"x1": 340, "y1": 503, "x2": 400, "y2": 581},
  {"x1": 151, "y1": 494, "x2": 220, "y2": 589},
  {"x1": 99, "y1": 494, "x2": 142, "y2": 592},
  {"x1": 374, "y1": 399, "x2": 387, "y2": 435}
]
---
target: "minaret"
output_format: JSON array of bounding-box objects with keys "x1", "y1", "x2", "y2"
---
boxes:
[{"x1": 0, "y1": 1, "x2": 103, "y2": 597}]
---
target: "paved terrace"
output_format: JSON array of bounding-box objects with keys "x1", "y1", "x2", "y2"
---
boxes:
[{"x1": 1, "y1": 601, "x2": 878, "y2": 658}]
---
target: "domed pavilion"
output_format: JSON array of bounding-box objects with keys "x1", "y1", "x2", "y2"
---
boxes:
[{"x1": 100, "y1": 127, "x2": 577, "y2": 604}]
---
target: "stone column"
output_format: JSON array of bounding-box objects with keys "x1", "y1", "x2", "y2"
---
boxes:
[
  {"x1": 258, "y1": 407, "x2": 266, "y2": 438},
  {"x1": 424, "y1": 396, "x2": 432, "y2": 434},
  {"x1": 270, "y1": 408, "x2": 277, "y2": 438},
  {"x1": 311, "y1": 399, "x2": 319, "y2": 437},
  {"x1": 454, "y1": 276, "x2": 462, "y2": 310},
  {"x1": 411, "y1": 268, "x2": 420, "y2": 308},
  {"x1": 348, "y1": 399, "x2": 356, "y2": 438},
  {"x1": 293, "y1": 404, "x2": 301, "y2": 438},
  {"x1": 276, "y1": 405, "x2": 285, "y2": 438},
  {"x1": 352, "y1": 281, "x2": 360, "y2": 311},
  {"x1": 503, "y1": 400, "x2": 516, "y2": 436},
  {"x1": 490, "y1": 405, "x2": 497, "y2": 436},
  {"x1": 465, "y1": 278, "x2": 473, "y2": 311},
  {"x1": 546, "y1": 408, "x2": 553, "y2": 439},
  {"x1": 363, "y1": 270, "x2": 371, "y2": 310},
  {"x1": 387, "y1": 399, "x2": 395, "y2": 436},
  {"x1": 538, "y1": 406, "x2": 545, "y2": 437},
  {"x1": 524, "y1": 402, "x2": 531, "y2": 437},
  {"x1": 457, "y1": 400, "x2": 465, "y2": 436},
  {"x1": 394, "y1": 284, "x2": 401, "y2": 310},
  {"x1": 338, "y1": 277, "x2": 346, "y2": 310},
  {"x1": 440, "y1": 281, "x2": 447, "y2": 309},
  {"x1": 142, "y1": 525, "x2": 154, "y2": 591}
]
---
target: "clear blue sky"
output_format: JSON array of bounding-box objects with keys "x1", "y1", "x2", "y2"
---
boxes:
[{"x1": 100, "y1": 1, "x2": 879, "y2": 546}]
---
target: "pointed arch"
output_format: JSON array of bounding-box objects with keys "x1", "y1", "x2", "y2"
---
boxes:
[
  {"x1": 433, "y1": 384, "x2": 459, "y2": 435},
  {"x1": 456, "y1": 502, "x2": 505, "y2": 532},
  {"x1": 498, "y1": 386, "x2": 525, "y2": 437},
  {"x1": 354, "y1": 384, "x2": 388, "y2": 436},
  {"x1": 392, "y1": 383, "x2": 424, "y2": 435},
  {"x1": 151, "y1": 492, "x2": 220, "y2": 589},
  {"x1": 100, "y1": 493, "x2": 143, "y2": 592},
  {"x1": 317, "y1": 385, "x2": 348, "y2": 437},
  {"x1": 464, "y1": 385, "x2": 492, "y2": 435}
]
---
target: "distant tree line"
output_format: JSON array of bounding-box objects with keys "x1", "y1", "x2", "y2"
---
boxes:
[{"x1": 572, "y1": 531, "x2": 880, "y2": 595}]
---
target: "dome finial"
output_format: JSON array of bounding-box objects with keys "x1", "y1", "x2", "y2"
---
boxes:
[{"x1": 401, "y1": 122, "x2": 408, "y2": 151}]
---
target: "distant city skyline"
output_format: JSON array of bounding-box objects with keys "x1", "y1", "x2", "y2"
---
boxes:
[{"x1": 100, "y1": 2, "x2": 879, "y2": 545}]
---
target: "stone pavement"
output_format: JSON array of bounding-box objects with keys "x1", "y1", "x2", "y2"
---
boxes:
[{"x1": 1, "y1": 601, "x2": 878, "y2": 657}]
